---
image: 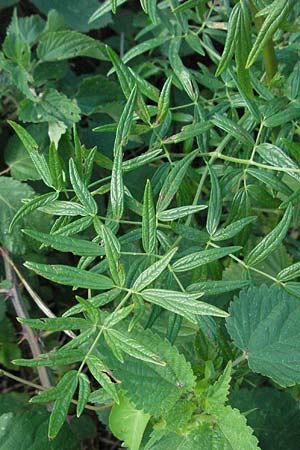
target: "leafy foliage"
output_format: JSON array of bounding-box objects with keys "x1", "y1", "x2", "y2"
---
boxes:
[{"x1": 0, "y1": 0, "x2": 300, "y2": 448}]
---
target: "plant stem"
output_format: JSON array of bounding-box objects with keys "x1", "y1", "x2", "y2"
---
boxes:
[
  {"x1": 1, "y1": 248, "x2": 51, "y2": 388},
  {"x1": 232, "y1": 352, "x2": 248, "y2": 368}
]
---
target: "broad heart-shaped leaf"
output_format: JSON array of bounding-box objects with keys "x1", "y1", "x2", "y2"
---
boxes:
[
  {"x1": 245, "y1": 204, "x2": 292, "y2": 267},
  {"x1": 140, "y1": 289, "x2": 228, "y2": 322},
  {"x1": 109, "y1": 392, "x2": 150, "y2": 450},
  {"x1": 31, "y1": 0, "x2": 111, "y2": 32},
  {"x1": 22, "y1": 229, "x2": 104, "y2": 256},
  {"x1": 48, "y1": 370, "x2": 78, "y2": 439},
  {"x1": 18, "y1": 89, "x2": 81, "y2": 129},
  {"x1": 146, "y1": 407, "x2": 259, "y2": 450},
  {"x1": 24, "y1": 261, "x2": 114, "y2": 290},
  {"x1": 100, "y1": 324, "x2": 195, "y2": 415},
  {"x1": 226, "y1": 285, "x2": 300, "y2": 387},
  {"x1": 37, "y1": 30, "x2": 107, "y2": 61}
]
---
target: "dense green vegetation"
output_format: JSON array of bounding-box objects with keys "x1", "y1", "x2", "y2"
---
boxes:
[{"x1": 1, "y1": 0, "x2": 300, "y2": 448}]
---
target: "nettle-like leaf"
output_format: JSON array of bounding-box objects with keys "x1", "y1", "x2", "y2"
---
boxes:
[{"x1": 226, "y1": 285, "x2": 300, "y2": 387}]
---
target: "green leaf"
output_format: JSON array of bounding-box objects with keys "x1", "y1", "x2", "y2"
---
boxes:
[
  {"x1": 109, "y1": 392, "x2": 150, "y2": 450},
  {"x1": 18, "y1": 89, "x2": 81, "y2": 129},
  {"x1": 106, "y1": 46, "x2": 150, "y2": 123},
  {"x1": 132, "y1": 247, "x2": 177, "y2": 291},
  {"x1": 49, "y1": 141, "x2": 64, "y2": 191},
  {"x1": 246, "y1": 0, "x2": 298, "y2": 68},
  {"x1": 187, "y1": 280, "x2": 250, "y2": 296},
  {"x1": 163, "y1": 123, "x2": 210, "y2": 144},
  {"x1": 89, "y1": 0, "x2": 127, "y2": 22},
  {"x1": 87, "y1": 355, "x2": 119, "y2": 403},
  {"x1": 17, "y1": 316, "x2": 88, "y2": 331},
  {"x1": 14, "y1": 350, "x2": 84, "y2": 367},
  {"x1": 158, "y1": 204, "x2": 207, "y2": 222},
  {"x1": 101, "y1": 325, "x2": 195, "y2": 415},
  {"x1": 246, "y1": 204, "x2": 292, "y2": 267},
  {"x1": 216, "y1": 2, "x2": 240, "y2": 76},
  {"x1": 211, "y1": 114, "x2": 254, "y2": 146},
  {"x1": 8, "y1": 121, "x2": 52, "y2": 187},
  {"x1": 52, "y1": 216, "x2": 93, "y2": 237},
  {"x1": 204, "y1": 361, "x2": 232, "y2": 411},
  {"x1": 24, "y1": 261, "x2": 115, "y2": 290},
  {"x1": 277, "y1": 262, "x2": 300, "y2": 282},
  {"x1": 77, "y1": 373, "x2": 91, "y2": 418},
  {"x1": 48, "y1": 370, "x2": 78, "y2": 438},
  {"x1": 256, "y1": 143, "x2": 300, "y2": 182},
  {"x1": 157, "y1": 150, "x2": 198, "y2": 212},
  {"x1": 22, "y1": 229, "x2": 104, "y2": 256},
  {"x1": 39, "y1": 200, "x2": 89, "y2": 216},
  {"x1": 102, "y1": 225, "x2": 125, "y2": 285},
  {"x1": 106, "y1": 328, "x2": 165, "y2": 365},
  {"x1": 69, "y1": 159, "x2": 97, "y2": 215},
  {"x1": 9, "y1": 192, "x2": 58, "y2": 233},
  {"x1": 142, "y1": 180, "x2": 156, "y2": 254},
  {"x1": 212, "y1": 217, "x2": 257, "y2": 241},
  {"x1": 226, "y1": 285, "x2": 300, "y2": 387},
  {"x1": 123, "y1": 149, "x2": 162, "y2": 173},
  {"x1": 111, "y1": 86, "x2": 137, "y2": 220},
  {"x1": 122, "y1": 36, "x2": 166, "y2": 65},
  {"x1": 141, "y1": 289, "x2": 228, "y2": 322},
  {"x1": 156, "y1": 77, "x2": 172, "y2": 125},
  {"x1": 37, "y1": 30, "x2": 107, "y2": 61},
  {"x1": 172, "y1": 246, "x2": 241, "y2": 272},
  {"x1": 206, "y1": 165, "x2": 222, "y2": 236}
]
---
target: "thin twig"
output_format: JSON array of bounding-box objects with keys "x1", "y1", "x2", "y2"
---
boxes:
[
  {"x1": 1, "y1": 249, "x2": 75, "y2": 339},
  {"x1": 1, "y1": 248, "x2": 51, "y2": 388}
]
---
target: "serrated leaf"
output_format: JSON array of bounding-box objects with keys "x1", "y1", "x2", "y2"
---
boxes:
[
  {"x1": 141, "y1": 289, "x2": 228, "y2": 322},
  {"x1": 109, "y1": 392, "x2": 150, "y2": 450},
  {"x1": 52, "y1": 216, "x2": 93, "y2": 237},
  {"x1": 24, "y1": 261, "x2": 115, "y2": 290},
  {"x1": 122, "y1": 36, "x2": 166, "y2": 65},
  {"x1": 77, "y1": 373, "x2": 91, "y2": 418},
  {"x1": 132, "y1": 247, "x2": 177, "y2": 291},
  {"x1": 101, "y1": 324, "x2": 195, "y2": 415},
  {"x1": 206, "y1": 165, "x2": 222, "y2": 236},
  {"x1": 39, "y1": 200, "x2": 88, "y2": 216},
  {"x1": 158, "y1": 204, "x2": 207, "y2": 222},
  {"x1": 212, "y1": 217, "x2": 257, "y2": 241},
  {"x1": 226, "y1": 285, "x2": 300, "y2": 387},
  {"x1": 246, "y1": 204, "x2": 292, "y2": 267},
  {"x1": 173, "y1": 246, "x2": 241, "y2": 272},
  {"x1": 69, "y1": 159, "x2": 97, "y2": 215},
  {"x1": 48, "y1": 370, "x2": 78, "y2": 438},
  {"x1": 14, "y1": 349, "x2": 84, "y2": 367},
  {"x1": 37, "y1": 30, "x2": 106, "y2": 61},
  {"x1": 157, "y1": 150, "x2": 198, "y2": 212},
  {"x1": 89, "y1": 0, "x2": 127, "y2": 22},
  {"x1": 22, "y1": 229, "x2": 104, "y2": 256},
  {"x1": 216, "y1": 3, "x2": 240, "y2": 76},
  {"x1": 142, "y1": 180, "x2": 156, "y2": 254}
]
